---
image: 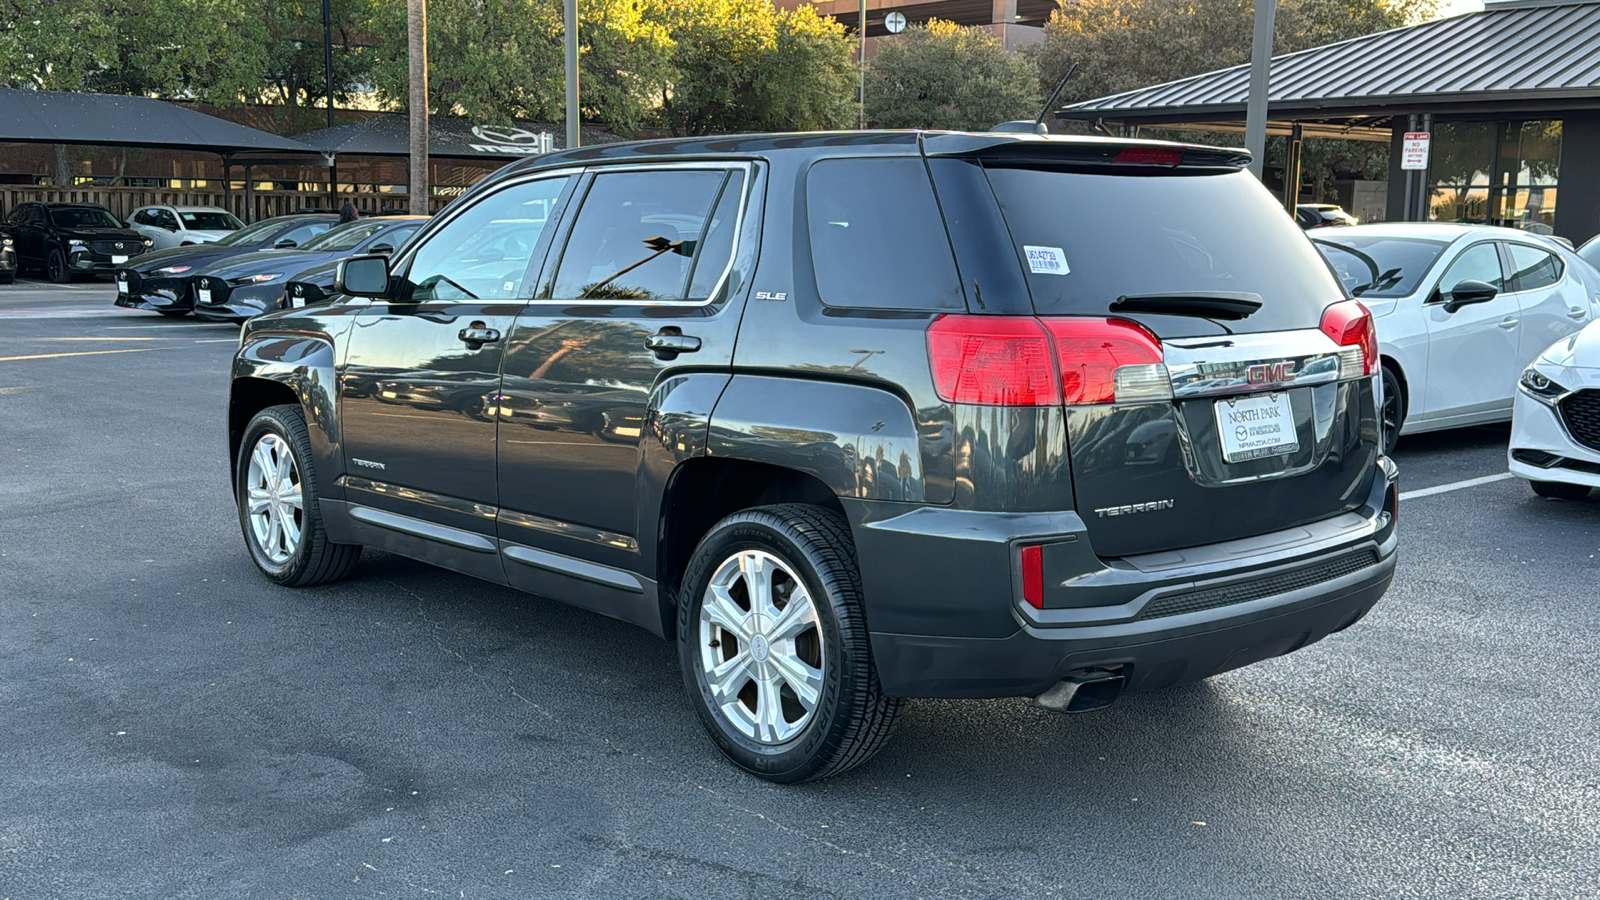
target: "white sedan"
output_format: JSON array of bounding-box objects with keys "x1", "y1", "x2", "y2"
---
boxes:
[
  {"x1": 126, "y1": 205, "x2": 244, "y2": 250},
  {"x1": 1509, "y1": 321, "x2": 1600, "y2": 500},
  {"x1": 1313, "y1": 223, "x2": 1600, "y2": 455}
]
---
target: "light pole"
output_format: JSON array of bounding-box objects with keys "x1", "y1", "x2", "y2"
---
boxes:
[
  {"x1": 565, "y1": 0, "x2": 580, "y2": 149},
  {"x1": 408, "y1": 0, "x2": 428, "y2": 215},
  {"x1": 858, "y1": 0, "x2": 866, "y2": 129},
  {"x1": 1244, "y1": 0, "x2": 1277, "y2": 180}
]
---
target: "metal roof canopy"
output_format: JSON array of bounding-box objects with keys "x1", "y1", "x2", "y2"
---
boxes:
[
  {"x1": 292, "y1": 113, "x2": 620, "y2": 161},
  {"x1": 0, "y1": 88, "x2": 321, "y2": 157},
  {"x1": 1059, "y1": 0, "x2": 1600, "y2": 126}
]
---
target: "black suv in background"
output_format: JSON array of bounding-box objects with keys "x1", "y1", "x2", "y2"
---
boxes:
[
  {"x1": 227, "y1": 132, "x2": 1398, "y2": 782},
  {"x1": 4, "y1": 202, "x2": 151, "y2": 282},
  {"x1": 115, "y1": 214, "x2": 337, "y2": 317}
]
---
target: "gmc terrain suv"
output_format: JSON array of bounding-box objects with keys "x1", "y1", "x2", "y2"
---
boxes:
[{"x1": 227, "y1": 131, "x2": 1399, "y2": 782}]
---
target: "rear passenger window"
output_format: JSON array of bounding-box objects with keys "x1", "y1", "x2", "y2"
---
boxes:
[
  {"x1": 550, "y1": 169, "x2": 733, "y2": 302},
  {"x1": 806, "y1": 158, "x2": 964, "y2": 311},
  {"x1": 1507, "y1": 244, "x2": 1562, "y2": 291}
]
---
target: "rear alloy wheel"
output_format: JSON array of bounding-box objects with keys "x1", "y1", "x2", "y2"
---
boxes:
[
  {"x1": 236, "y1": 404, "x2": 362, "y2": 586},
  {"x1": 678, "y1": 504, "x2": 904, "y2": 783},
  {"x1": 1379, "y1": 364, "x2": 1405, "y2": 457},
  {"x1": 46, "y1": 247, "x2": 70, "y2": 284},
  {"x1": 1531, "y1": 480, "x2": 1591, "y2": 501}
]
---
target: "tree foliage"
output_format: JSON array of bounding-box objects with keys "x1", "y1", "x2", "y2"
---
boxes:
[
  {"x1": 638, "y1": 0, "x2": 857, "y2": 136},
  {"x1": 864, "y1": 19, "x2": 1040, "y2": 131}
]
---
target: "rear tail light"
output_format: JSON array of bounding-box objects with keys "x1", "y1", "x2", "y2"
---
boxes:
[
  {"x1": 1020, "y1": 544, "x2": 1044, "y2": 609},
  {"x1": 928, "y1": 315, "x2": 1167, "y2": 407},
  {"x1": 927, "y1": 316, "x2": 1059, "y2": 406},
  {"x1": 1043, "y1": 318, "x2": 1166, "y2": 405},
  {"x1": 1320, "y1": 300, "x2": 1378, "y2": 377}
]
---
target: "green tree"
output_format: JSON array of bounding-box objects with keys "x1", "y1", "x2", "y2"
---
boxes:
[
  {"x1": 864, "y1": 19, "x2": 1040, "y2": 131},
  {"x1": 247, "y1": 0, "x2": 378, "y2": 114},
  {"x1": 1030, "y1": 0, "x2": 1439, "y2": 110},
  {"x1": 640, "y1": 0, "x2": 857, "y2": 136}
]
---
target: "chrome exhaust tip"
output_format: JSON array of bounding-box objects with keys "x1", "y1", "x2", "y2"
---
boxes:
[{"x1": 1034, "y1": 668, "x2": 1126, "y2": 713}]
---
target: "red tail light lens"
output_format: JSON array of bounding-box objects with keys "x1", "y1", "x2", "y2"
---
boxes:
[
  {"x1": 1113, "y1": 147, "x2": 1184, "y2": 167},
  {"x1": 927, "y1": 316, "x2": 1060, "y2": 406},
  {"x1": 1020, "y1": 544, "x2": 1044, "y2": 609},
  {"x1": 1320, "y1": 300, "x2": 1378, "y2": 376},
  {"x1": 1043, "y1": 317, "x2": 1164, "y2": 405}
]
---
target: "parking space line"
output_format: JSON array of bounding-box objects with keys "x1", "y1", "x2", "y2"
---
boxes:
[
  {"x1": 1399, "y1": 472, "x2": 1514, "y2": 501},
  {"x1": 0, "y1": 348, "x2": 160, "y2": 362}
]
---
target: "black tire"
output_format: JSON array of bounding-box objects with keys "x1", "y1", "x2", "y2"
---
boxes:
[
  {"x1": 1531, "y1": 480, "x2": 1590, "y2": 501},
  {"x1": 46, "y1": 247, "x2": 70, "y2": 284},
  {"x1": 678, "y1": 504, "x2": 904, "y2": 783},
  {"x1": 0, "y1": 271, "x2": 13, "y2": 285},
  {"x1": 1380, "y1": 364, "x2": 1405, "y2": 457},
  {"x1": 235, "y1": 404, "x2": 362, "y2": 586}
]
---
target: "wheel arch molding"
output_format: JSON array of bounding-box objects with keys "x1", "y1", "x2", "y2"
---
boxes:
[{"x1": 229, "y1": 331, "x2": 343, "y2": 501}]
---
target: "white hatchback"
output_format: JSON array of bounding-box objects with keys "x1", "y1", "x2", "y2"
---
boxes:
[
  {"x1": 1509, "y1": 320, "x2": 1600, "y2": 500},
  {"x1": 1313, "y1": 223, "x2": 1600, "y2": 455},
  {"x1": 127, "y1": 205, "x2": 244, "y2": 250}
]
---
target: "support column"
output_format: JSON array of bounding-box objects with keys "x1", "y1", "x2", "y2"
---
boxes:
[
  {"x1": 1282, "y1": 121, "x2": 1303, "y2": 212},
  {"x1": 1556, "y1": 113, "x2": 1600, "y2": 244},
  {"x1": 1386, "y1": 120, "x2": 1409, "y2": 223}
]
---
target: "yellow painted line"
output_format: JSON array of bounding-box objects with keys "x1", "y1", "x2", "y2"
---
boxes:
[{"x1": 0, "y1": 348, "x2": 162, "y2": 362}]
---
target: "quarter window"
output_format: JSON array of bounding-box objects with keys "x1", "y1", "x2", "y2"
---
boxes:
[
  {"x1": 405, "y1": 175, "x2": 571, "y2": 302},
  {"x1": 805, "y1": 158, "x2": 964, "y2": 311},
  {"x1": 1438, "y1": 243, "x2": 1504, "y2": 295},
  {"x1": 549, "y1": 169, "x2": 733, "y2": 302},
  {"x1": 1507, "y1": 243, "x2": 1563, "y2": 291}
]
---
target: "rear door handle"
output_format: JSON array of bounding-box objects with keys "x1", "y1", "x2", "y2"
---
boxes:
[
  {"x1": 1498, "y1": 316, "x2": 1519, "y2": 330},
  {"x1": 459, "y1": 323, "x2": 502, "y2": 344},
  {"x1": 644, "y1": 329, "x2": 701, "y2": 358}
]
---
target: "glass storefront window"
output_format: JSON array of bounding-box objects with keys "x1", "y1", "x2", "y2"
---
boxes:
[{"x1": 1428, "y1": 119, "x2": 1561, "y2": 233}]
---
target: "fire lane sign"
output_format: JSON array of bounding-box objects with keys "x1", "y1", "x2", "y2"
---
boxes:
[{"x1": 1402, "y1": 132, "x2": 1431, "y2": 170}]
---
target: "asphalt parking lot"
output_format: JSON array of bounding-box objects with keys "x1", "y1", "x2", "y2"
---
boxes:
[{"x1": 2, "y1": 277, "x2": 1597, "y2": 899}]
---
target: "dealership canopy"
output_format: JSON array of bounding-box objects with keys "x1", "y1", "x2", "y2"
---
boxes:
[
  {"x1": 0, "y1": 88, "x2": 318, "y2": 154},
  {"x1": 291, "y1": 114, "x2": 619, "y2": 161}
]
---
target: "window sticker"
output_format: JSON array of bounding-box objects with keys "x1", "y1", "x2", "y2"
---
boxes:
[{"x1": 1024, "y1": 245, "x2": 1070, "y2": 275}]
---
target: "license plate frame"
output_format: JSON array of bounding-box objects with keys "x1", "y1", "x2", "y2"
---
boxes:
[
  {"x1": 197, "y1": 287, "x2": 212, "y2": 304},
  {"x1": 116, "y1": 277, "x2": 130, "y2": 295},
  {"x1": 1215, "y1": 392, "x2": 1299, "y2": 463},
  {"x1": 111, "y1": 254, "x2": 129, "y2": 264}
]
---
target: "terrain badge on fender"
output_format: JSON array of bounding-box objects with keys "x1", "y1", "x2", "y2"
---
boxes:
[
  {"x1": 1095, "y1": 499, "x2": 1175, "y2": 517},
  {"x1": 351, "y1": 458, "x2": 387, "y2": 470}
]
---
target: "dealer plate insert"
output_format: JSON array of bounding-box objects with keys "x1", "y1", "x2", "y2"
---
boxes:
[{"x1": 1215, "y1": 391, "x2": 1298, "y2": 463}]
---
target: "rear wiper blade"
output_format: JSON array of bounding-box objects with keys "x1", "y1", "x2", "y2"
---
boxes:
[{"x1": 1110, "y1": 292, "x2": 1263, "y2": 320}]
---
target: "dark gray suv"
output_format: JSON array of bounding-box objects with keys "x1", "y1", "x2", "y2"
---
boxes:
[{"x1": 227, "y1": 132, "x2": 1398, "y2": 782}]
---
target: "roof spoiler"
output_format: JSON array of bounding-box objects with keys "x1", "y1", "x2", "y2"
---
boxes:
[{"x1": 929, "y1": 135, "x2": 1253, "y2": 170}]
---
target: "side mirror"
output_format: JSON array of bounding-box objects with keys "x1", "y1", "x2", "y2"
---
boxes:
[
  {"x1": 274, "y1": 238, "x2": 299, "y2": 249},
  {"x1": 336, "y1": 255, "x2": 392, "y2": 298},
  {"x1": 368, "y1": 243, "x2": 395, "y2": 256},
  {"x1": 1443, "y1": 279, "x2": 1498, "y2": 313}
]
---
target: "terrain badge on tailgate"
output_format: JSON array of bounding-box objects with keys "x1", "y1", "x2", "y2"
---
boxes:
[{"x1": 1095, "y1": 499, "x2": 1175, "y2": 518}]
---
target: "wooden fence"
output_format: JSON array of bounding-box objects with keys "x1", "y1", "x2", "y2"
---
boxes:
[{"x1": 1, "y1": 186, "x2": 453, "y2": 224}]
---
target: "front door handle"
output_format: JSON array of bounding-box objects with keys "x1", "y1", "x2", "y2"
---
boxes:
[
  {"x1": 459, "y1": 322, "x2": 502, "y2": 344},
  {"x1": 1571, "y1": 307, "x2": 1589, "y2": 320},
  {"x1": 644, "y1": 328, "x2": 701, "y2": 359},
  {"x1": 1498, "y1": 316, "x2": 1519, "y2": 330}
]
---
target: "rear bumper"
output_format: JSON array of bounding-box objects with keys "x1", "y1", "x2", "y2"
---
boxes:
[{"x1": 849, "y1": 457, "x2": 1399, "y2": 698}]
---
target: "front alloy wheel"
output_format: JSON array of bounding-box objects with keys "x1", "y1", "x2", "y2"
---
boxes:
[
  {"x1": 698, "y1": 549, "x2": 825, "y2": 745},
  {"x1": 235, "y1": 404, "x2": 361, "y2": 586},
  {"x1": 245, "y1": 433, "x2": 303, "y2": 565}
]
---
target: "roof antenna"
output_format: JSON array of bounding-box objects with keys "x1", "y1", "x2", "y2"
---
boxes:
[{"x1": 990, "y1": 64, "x2": 1078, "y2": 135}]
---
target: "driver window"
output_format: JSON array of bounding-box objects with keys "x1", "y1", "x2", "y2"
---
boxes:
[
  {"x1": 1438, "y1": 243, "x2": 1503, "y2": 296},
  {"x1": 405, "y1": 175, "x2": 571, "y2": 302}
]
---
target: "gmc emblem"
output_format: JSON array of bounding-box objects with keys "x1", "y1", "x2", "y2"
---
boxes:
[{"x1": 1247, "y1": 361, "x2": 1295, "y2": 384}]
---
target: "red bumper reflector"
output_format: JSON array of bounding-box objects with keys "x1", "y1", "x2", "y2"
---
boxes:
[{"x1": 1021, "y1": 544, "x2": 1044, "y2": 609}]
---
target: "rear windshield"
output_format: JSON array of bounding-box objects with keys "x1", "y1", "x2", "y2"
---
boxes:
[
  {"x1": 302, "y1": 219, "x2": 387, "y2": 251},
  {"x1": 983, "y1": 166, "x2": 1343, "y2": 332},
  {"x1": 1312, "y1": 235, "x2": 1448, "y2": 298},
  {"x1": 215, "y1": 217, "x2": 290, "y2": 246}
]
